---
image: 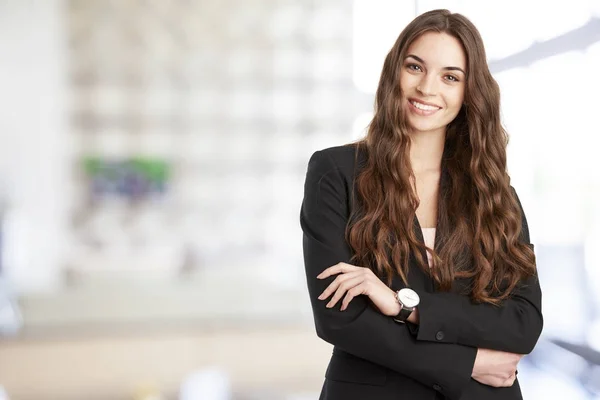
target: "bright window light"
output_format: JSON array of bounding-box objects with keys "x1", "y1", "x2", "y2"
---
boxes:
[{"x1": 352, "y1": 0, "x2": 415, "y2": 94}]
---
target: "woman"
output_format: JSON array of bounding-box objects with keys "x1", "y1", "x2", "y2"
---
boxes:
[{"x1": 300, "y1": 9, "x2": 543, "y2": 400}]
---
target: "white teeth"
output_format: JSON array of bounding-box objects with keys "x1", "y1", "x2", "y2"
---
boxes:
[{"x1": 411, "y1": 100, "x2": 439, "y2": 111}]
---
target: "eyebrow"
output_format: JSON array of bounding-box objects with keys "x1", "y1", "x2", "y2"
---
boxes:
[{"x1": 405, "y1": 54, "x2": 466, "y2": 75}]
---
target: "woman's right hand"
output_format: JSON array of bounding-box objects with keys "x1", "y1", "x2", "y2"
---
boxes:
[{"x1": 471, "y1": 348, "x2": 523, "y2": 387}]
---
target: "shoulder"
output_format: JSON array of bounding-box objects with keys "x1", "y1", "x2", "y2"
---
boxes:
[
  {"x1": 307, "y1": 142, "x2": 367, "y2": 177},
  {"x1": 317, "y1": 143, "x2": 360, "y2": 159},
  {"x1": 303, "y1": 143, "x2": 365, "y2": 211}
]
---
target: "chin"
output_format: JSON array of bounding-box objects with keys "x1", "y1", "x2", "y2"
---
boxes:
[{"x1": 408, "y1": 121, "x2": 444, "y2": 133}]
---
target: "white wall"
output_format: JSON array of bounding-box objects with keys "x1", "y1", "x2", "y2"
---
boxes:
[{"x1": 0, "y1": 0, "x2": 69, "y2": 293}]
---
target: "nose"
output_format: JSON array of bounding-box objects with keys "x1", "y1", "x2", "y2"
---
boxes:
[{"x1": 416, "y1": 74, "x2": 437, "y2": 96}]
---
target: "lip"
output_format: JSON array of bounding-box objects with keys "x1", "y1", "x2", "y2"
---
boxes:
[
  {"x1": 407, "y1": 98, "x2": 442, "y2": 116},
  {"x1": 408, "y1": 97, "x2": 442, "y2": 109}
]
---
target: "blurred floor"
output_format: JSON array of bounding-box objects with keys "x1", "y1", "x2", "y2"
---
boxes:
[{"x1": 0, "y1": 325, "x2": 330, "y2": 400}]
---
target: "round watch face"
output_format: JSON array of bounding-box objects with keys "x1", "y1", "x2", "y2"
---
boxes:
[{"x1": 398, "y1": 288, "x2": 420, "y2": 308}]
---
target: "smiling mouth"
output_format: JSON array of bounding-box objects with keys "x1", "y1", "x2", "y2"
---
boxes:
[{"x1": 409, "y1": 100, "x2": 441, "y2": 111}]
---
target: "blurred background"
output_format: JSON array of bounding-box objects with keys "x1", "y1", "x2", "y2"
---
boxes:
[{"x1": 0, "y1": 0, "x2": 599, "y2": 399}]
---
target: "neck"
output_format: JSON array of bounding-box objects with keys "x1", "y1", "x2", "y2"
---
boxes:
[{"x1": 409, "y1": 129, "x2": 446, "y2": 174}]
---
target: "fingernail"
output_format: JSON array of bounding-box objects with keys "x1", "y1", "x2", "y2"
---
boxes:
[{"x1": 318, "y1": 294, "x2": 324, "y2": 300}]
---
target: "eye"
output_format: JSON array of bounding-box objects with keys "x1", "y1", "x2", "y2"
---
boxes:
[
  {"x1": 445, "y1": 75, "x2": 460, "y2": 82},
  {"x1": 406, "y1": 63, "x2": 422, "y2": 72}
]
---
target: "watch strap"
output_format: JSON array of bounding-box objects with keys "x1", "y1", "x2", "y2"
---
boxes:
[{"x1": 393, "y1": 305, "x2": 413, "y2": 323}]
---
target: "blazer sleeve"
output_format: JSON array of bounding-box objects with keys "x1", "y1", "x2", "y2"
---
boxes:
[
  {"x1": 409, "y1": 189, "x2": 544, "y2": 354},
  {"x1": 301, "y1": 149, "x2": 477, "y2": 400}
]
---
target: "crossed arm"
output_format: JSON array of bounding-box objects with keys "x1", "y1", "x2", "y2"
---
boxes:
[{"x1": 301, "y1": 149, "x2": 543, "y2": 398}]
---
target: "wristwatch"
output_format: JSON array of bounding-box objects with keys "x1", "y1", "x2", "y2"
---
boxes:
[{"x1": 393, "y1": 288, "x2": 420, "y2": 323}]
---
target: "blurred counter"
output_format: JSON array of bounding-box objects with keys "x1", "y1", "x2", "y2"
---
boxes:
[{"x1": 0, "y1": 269, "x2": 325, "y2": 400}]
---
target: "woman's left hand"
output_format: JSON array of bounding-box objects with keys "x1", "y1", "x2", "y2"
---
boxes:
[{"x1": 317, "y1": 262, "x2": 400, "y2": 316}]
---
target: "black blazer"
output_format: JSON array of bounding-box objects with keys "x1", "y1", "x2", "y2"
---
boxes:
[{"x1": 300, "y1": 144, "x2": 543, "y2": 400}]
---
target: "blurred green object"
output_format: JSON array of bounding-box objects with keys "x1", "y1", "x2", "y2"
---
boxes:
[
  {"x1": 129, "y1": 157, "x2": 170, "y2": 185},
  {"x1": 83, "y1": 157, "x2": 169, "y2": 182},
  {"x1": 82, "y1": 156, "x2": 171, "y2": 198}
]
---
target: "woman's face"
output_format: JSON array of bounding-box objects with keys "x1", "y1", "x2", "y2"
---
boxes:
[{"x1": 400, "y1": 32, "x2": 466, "y2": 136}]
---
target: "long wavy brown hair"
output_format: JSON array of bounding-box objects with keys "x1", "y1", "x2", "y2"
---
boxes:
[{"x1": 347, "y1": 9, "x2": 536, "y2": 305}]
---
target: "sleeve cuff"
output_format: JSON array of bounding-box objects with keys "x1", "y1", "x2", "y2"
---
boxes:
[{"x1": 412, "y1": 290, "x2": 460, "y2": 344}]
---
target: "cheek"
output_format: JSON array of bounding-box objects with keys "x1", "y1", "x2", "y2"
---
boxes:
[
  {"x1": 399, "y1": 73, "x2": 416, "y2": 95},
  {"x1": 446, "y1": 90, "x2": 465, "y2": 115}
]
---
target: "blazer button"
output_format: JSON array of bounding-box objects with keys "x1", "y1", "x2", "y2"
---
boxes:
[
  {"x1": 433, "y1": 384, "x2": 442, "y2": 392},
  {"x1": 435, "y1": 331, "x2": 445, "y2": 341}
]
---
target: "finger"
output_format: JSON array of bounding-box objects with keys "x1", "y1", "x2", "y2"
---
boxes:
[
  {"x1": 317, "y1": 262, "x2": 358, "y2": 279},
  {"x1": 340, "y1": 284, "x2": 366, "y2": 311},
  {"x1": 316, "y1": 263, "x2": 346, "y2": 279},
  {"x1": 502, "y1": 373, "x2": 516, "y2": 387},
  {"x1": 318, "y1": 271, "x2": 363, "y2": 300},
  {"x1": 491, "y1": 376, "x2": 510, "y2": 388},
  {"x1": 326, "y1": 276, "x2": 364, "y2": 309}
]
